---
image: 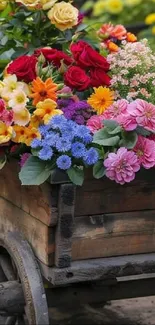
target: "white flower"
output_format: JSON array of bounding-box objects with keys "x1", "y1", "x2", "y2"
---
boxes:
[
  {"x1": 8, "y1": 89, "x2": 29, "y2": 111},
  {"x1": 1, "y1": 75, "x2": 30, "y2": 101}
]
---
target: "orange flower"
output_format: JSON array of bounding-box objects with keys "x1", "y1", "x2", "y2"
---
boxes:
[
  {"x1": 126, "y1": 32, "x2": 137, "y2": 43},
  {"x1": 106, "y1": 41, "x2": 119, "y2": 52},
  {"x1": 12, "y1": 125, "x2": 41, "y2": 146},
  {"x1": 98, "y1": 23, "x2": 127, "y2": 41},
  {"x1": 29, "y1": 115, "x2": 41, "y2": 128},
  {"x1": 87, "y1": 87, "x2": 114, "y2": 115},
  {"x1": 25, "y1": 127, "x2": 41, "y2": 146},
  {"x1": 30, "y1": 77, "x2": 58, "y2": 106}
]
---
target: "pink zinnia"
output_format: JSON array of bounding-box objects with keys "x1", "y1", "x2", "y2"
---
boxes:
[
  {"x1": 116, "y1": 113, "x2": 137, "y2": 131},
  {"x1": 104, "y1": 147, "x2": 140, "y2": 185},
  {"x1": 133, "y1": 136, "x2": 155, "y2": 169},
  {"x1": 87, "y1": 115, "x2": 104, "y2": 134},
  {"x1": 127, "y1": 99, "x2": 155, "y2": 131},
  {"x1": 102, "y1": 99, "x2": 128, "y2": 119}
]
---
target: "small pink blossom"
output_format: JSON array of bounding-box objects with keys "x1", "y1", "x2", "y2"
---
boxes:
[
  {"x1": 20, "y1": 153, "x2": 31, "y2": 168},
  {"x1": 1, "y1": 110, "x2": 13, "y2": 125},
  {"x1": 104, "y1": 147, "x2": 140, "y2": 185},
  {"x1": 133, "y1": 136, "x2": 155, "y2": 169},
  {"x1": 86, "y1": 115, "x2": 104, "y2": 133},
  {"x1": 102, "y1": 99, "x2": 128, "y2": 119},
  {"x1": 0, "y1": 99, "x2": 6, "y2": 115},
  {"x1": 127, "y1": 99, "x2": 155, "y2": 131}
]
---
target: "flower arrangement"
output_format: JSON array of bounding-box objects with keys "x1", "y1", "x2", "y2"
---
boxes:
[{"x1": 0, "y1": 1, "x2": 155, "y2": 187}]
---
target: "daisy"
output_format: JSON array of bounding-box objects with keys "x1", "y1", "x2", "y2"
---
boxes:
[
  {"x1": 30, "y1": 77, "x2": 58, "y2": 106},
  {"x1": 87, "y1": 86, "x2": 114, "y2": 115}
]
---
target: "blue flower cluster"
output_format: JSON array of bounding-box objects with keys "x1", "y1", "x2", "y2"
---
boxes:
[{"x1": 31, "y1": 115, "x2": 99, "y2": 170}]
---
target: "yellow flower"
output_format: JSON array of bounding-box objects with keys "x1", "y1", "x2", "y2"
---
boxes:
[
  {"x1": 0, "y1": 0, "x2": 8, "y2": 10},
  {"x1": 87, "y1": 87, "x2": 114, "y2": 115},
  {"x1": 8, "y1": 89, "x2": 29, "y2": 111},
  {"x1": 25, "y1": 127, "x2": 41, "y2": 146},
  {"x1": 145, "y1": 13, "x2": 155, "y2": 25},
  {"x1": 93, "y1": 0, "x2": 107, "y2": 16},
  {"x1": 1, "y1": 75, "x2": 30, "y2": 101},
  {"x1": 15, "y1": 0, "x2": 40, "y2": 7},
  {"x1": 48, "y1": 1, "x2": 79, "y2": 31},
  {"x1": 12, "y1": 125, "x2": 41, "y2": 146},
  {"x1": 13, "y1": 108, "x2": 31, "y2": 126},
  {"x1": 34, "y1": 98, "x2": 63, "y2": 124},
  {"x1": 152, "y1": 25, "x2": 155, "y2": 34},
  {"x1": 29, "y1": 115, "x2": 41, "y2": 128},
  {"x1": 0, "y1": 122, "x2": 13, "y2": 144},
  {"x1": 106, "y1": 0, "x2": 123, "y2": 14},
  {"x1": 40, "y1": 0, "x2": 58, "y2": 10}
]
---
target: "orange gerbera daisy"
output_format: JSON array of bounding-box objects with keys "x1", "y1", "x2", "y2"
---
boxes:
[
  {"x1": 87, "y1": 86, "x2": 114, "y2": 115},
  {"x1": 30, "y1": 77, "x2": 58, "y2": 106}
]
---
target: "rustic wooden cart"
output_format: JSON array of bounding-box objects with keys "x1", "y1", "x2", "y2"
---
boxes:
[{"x1": 1, "y1": 160, "x2": 155, "y2": 324}]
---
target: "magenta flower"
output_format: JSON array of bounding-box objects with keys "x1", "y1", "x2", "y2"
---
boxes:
[
  {"x1": 133, "y1": 136, "x2": 155, "y2": 169},
  {"x1": 127, "y1": 99, "x2": 155, "y2": 131},
  {"x1": 87, "y1": 115, "x2": 104, "y2": 133},
  {"x1": 104, "y1": 147, "x2": 140, "y2": 185}
]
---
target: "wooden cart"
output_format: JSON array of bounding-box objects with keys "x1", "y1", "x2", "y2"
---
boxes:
[{"x1": 1, "y1": 160, "x2": 155, "y2": 324}]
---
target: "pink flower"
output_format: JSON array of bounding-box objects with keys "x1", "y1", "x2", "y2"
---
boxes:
[
  {"x1": 0, "y1": 99, "x2": 6, "y2": 116},
  {"x1": 1, "y1": 110, "x2": 13, "y2": 126},
  {"x1": 127, "y1": 99, "x2": 155, "y2": 131},
  {"x1": 116, "y1": 113, "x2": 137, "y2": 131},
  {"x1": 104, "y1": 147, "x2": 140, "y2": 185},
  {"x1": 102, "y1": 99, "x2": 128, "y2": 119},
  {"x1": 20, "y1": 153, "x2": 31, "y2": 168},
  {"x1": 87, "y1": 115, "x2": 104, "y2": 133},
  {"x1": 133, "y1": 136, "x2": 155, "y2": 169}
]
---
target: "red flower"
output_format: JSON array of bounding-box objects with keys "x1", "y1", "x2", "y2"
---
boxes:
[
  {"x1": 90, "y1": 68, "x2": 111, "y2": 87},
  {"x1": 7, "y1": 55, "x2": 37, "y2": 83},
  {"x1": 35, "y1": 48, "x2": 73, "y2": 67},
  {"x1": 70, "y1": 40, "x2": 110, "y2": 71},
  {"x1": 64, "y1": 66, "x2": 90, "y2": 91}
]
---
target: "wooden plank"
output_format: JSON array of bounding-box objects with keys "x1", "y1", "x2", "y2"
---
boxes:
[
  {"x1": 0, "y1": 197, "x2": 54, "y2": 265},
  {"x1": 0, "y1": 161, "x2": 58, "y2": 226},
  {"x1": 39, "y1": 253, "x2": 155, "y2": 286},
  {"x1": 72, "y1": 211, "x2": 155, "y2": 260},
  {"x1": 75, "y1": 169, "x2": 155, "y2": 216},
  {"x1": 55, "y1": 184, "x2": 76, "y2": 268}
]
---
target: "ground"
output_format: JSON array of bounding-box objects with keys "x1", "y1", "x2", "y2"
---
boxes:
[
  {"x1": 50, "y1": 296, "x2": 155, "y2": 325},
  {"x1": 0, "y1": 296, "x2": 154, "y2": 324}
]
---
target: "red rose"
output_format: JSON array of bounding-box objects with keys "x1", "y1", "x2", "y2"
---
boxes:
[
  {"x1": 90, "y1": 68, "x2": 111, "y2": 87},
  {"x1": 35, "y1": 48, "x2": 73, "y2": 67},
  {"x1": 64, "y1": 66, "x2": 90, "y2": 91},
  {"x1": 70, "y1": 40, "x2": 110, "y2": 71},
  {"x1": 7, "y1": 55, "x2": 37, "y2": 83}
]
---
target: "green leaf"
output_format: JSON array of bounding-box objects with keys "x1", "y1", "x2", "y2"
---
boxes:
[
  {"x1": 120, "y1": 131, "x2": 138, "y2": 149},
  {"x1": 19, "y1": 156, "x2": 51, "y2": 186},
  {"x1": 75, "y1": 23, "x2": 88, "y2": 33},
  {"x1": 103, "y1": 119, "x2": 119, "y2": 130},
  {"x1": 67, "y1": 166, "x2": 84, "y2": 186},
  {"x1": 0, "y1": 155, "x2": 6, "y2": 170},
  {"x1": 136, "y1": 126, "x2": 151, "y2": 137},
  {"x1": 108, "y1": 125, "x2": 122, "y2": 135},
  {"x1": 93, "y1": 128, "x2": 110, "y2": 141},
  {"x1": 93, "y1": 161, "x2": 106, "y2": 179},
  {"x1": 93, "y1": 135, "x2": 120, "y2": 146}
]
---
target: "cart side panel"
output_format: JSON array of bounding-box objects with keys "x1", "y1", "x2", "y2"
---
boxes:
[
  {"x1": 0, "y1": 195, "x2": 55, "y2": 265},
  {"x1": 0, "y1": 161, "x2": 58, "y2": 226}
]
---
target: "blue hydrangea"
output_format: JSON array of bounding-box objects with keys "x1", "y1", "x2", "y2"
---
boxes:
[
  {"x1": 49, "y1": 115, "x2": 66, "y2": 130},
  {"x1": 38, "y1": 146, "x2": 53, "y2": 161},
  {"x1": 31, "y1": 138, "x2": 42, "y2": 149},
  {"x1": 38, "y1": 125, "x2": 50, "y2": 136},
  {"x1": 56, "y1": 137, "x2": 72, "y2": 152},
  {"x1": 83, "y1": 148, "x2": 99, "y2": 165},
  {"x1": 56, "y1": 155, "x2": 72, "y2": 170},
  {"x1": 71, "y1": 142, "x2": 86, "y2": 158},
  {"x1": 75, "y1": 125, "x2": 92, "y2": 144},
  {"x1": 43, "y1": 131, "x2": 60, "y2": 147}
]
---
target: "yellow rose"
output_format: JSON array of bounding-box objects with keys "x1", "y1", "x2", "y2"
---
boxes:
[
  {"x1": 15, "y1": 0, "x2": 40, "y2": 8},
  {"x1": 48, "y1": 1, "x2": 79, "y2": 31},
  {"x1": 0, "y1": 0, "x2": 8, "y2": 11},
  {"x1": 40, "y1": 0, "x2": 58, "y2": 10},
  {"x1": 145, "y1": 13, "x2": 155, "y2": 25},
  {"x1": 106, "y1": 0, "x2": 123, "y2": 14}
]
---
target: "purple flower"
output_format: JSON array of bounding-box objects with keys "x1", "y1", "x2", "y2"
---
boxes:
[
  {"x1": 58, "y1": 99, "x2": 92, "y2": 125},
  {"x1": 104, "y1": 147, "x2": 140, "y2": 185}
]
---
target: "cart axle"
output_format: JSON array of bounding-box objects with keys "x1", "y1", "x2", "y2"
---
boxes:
[{"x1": 0, "y1": 281, "x2": 25, "y2": 316}]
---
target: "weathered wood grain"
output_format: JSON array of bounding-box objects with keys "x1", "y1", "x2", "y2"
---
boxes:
[
  {"x1": 55, "y1": 184, "x2": 76, "y2": 268},
  {"x1": 75, "y1": 169, "x2": 155, "y2": 216},
  {"x1": 39, "y1": 253, "x2": 155, "y2": 286},
  {"x1": 72, "y1": 211, "x2": 155, "y2": 260},
  {"x1": 0, "y1": 161, "x2": 58, "y2": 226},
  {"x1": 0, "y1": 197, "x2": 55, "y2": 265}
]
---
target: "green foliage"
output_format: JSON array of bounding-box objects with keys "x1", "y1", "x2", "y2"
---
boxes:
[
  {"x1": 67, "y1": 166, "x2": 84, "y2": 186},
  {"x1": 93, "y1": 160, "x2": 105, "y2": 179},
  {"x1": 19, "y1": 156, "x2": 52, "y2": 185}
]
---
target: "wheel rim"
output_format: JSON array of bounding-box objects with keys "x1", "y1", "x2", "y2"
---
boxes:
[{"x1": 0, "y1": 231, "x2": 49, "y2": 325}]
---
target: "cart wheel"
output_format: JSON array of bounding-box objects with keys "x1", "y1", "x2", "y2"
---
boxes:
[{"x1": 0, "y1": 231, "x2": 49, "y2": 325}]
